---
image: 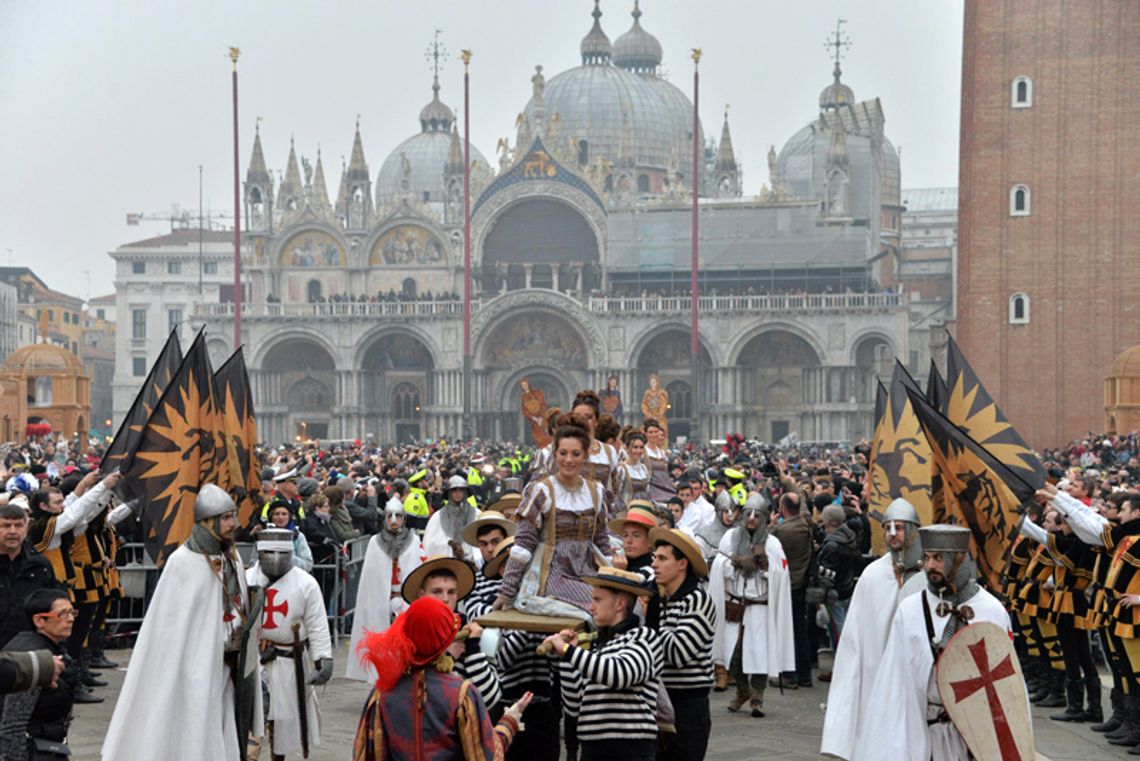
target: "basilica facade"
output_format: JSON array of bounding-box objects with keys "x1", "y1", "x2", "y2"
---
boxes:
[{"x1": 114, "y1": 2, "x2": 915, "y2": 446}]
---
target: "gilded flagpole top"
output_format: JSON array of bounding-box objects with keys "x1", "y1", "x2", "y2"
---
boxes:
[
  {"x1": 461, "y1": 49, "x2": 472, "y2": 68},
  {"x1": 691, "y1": 48, "x2": 702, "y2": 66},
  {"x1": 229, "y1": 46, "x2": 241, "y2": 69}
]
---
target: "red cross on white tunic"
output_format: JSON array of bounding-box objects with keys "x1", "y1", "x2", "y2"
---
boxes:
[
  {"x1": 263, "y1": 587, "x2": 290, "y2": 630},
  {"x1": 949, "y1": 638, "x2": 1019, "y2": 761}
]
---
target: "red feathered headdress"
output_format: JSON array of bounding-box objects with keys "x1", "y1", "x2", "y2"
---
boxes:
[{"x1": 355, "y1": 596, "x2": 460, "y2": 692}]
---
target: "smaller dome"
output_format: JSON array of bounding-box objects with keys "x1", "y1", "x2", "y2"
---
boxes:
[
  {"x1": 2, "y1": 344, "x2": 83, "y2": 375},
  {"x1": 612, "y1": 1, "x2": 662, "y2": 74},
  {"x1": 1110, "y1": 345, "x2": 1140, "y2": 378},
  {"x1": 580, "y1": 0, "x2": 611, "y2": 64},
  {"x1": 419, "y1": 79, "x2": 455, "y2": 133},
  {"x1": 820, "y1": 64, "x2": 855, "y2": 110}
]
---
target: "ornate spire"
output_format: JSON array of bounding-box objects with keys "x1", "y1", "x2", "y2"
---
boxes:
[
  {"x1": 346, "y1": 122, "x2": 370, "y2": 182},
  {"x1": 279, "y1": 137, "x2": 304, "y2": 208},
  {"x1": 715, "y1": 105, "x2": 737, "y2": 173},
  {"x1": 310, "y1": 148, "x2": 331, "y2": 211},
  {"x1": 446, "y1": 125, "x2": 465, "y2": 174},
  {"x1": 246, "y1": 118, "x2": 270, "y2": 183},
  {"x1": 580, "y1": 0, "x2": 612, "y2": 65},
  {"x1": 334, "y1": 157, "x2": 348, "y2": 220}
]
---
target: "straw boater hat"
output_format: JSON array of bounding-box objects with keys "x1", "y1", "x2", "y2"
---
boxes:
[
  {"x1": 649, "y1": 527, "x2": 709, "y2": 580},
  {"x1": 607, "y1": 501, "x2": 658, "y2": 535},
  {"x1": 483, "y1": 537, "x2": 514, "y2": 578},
  {"x1": 486, "y1": 491, "x2": 522, "y2": 514},
  {"x1": 461, "y1": 510, "x2": 516, "y2": 546},
  {"x1": 402, "y1": 555, "x2": 476, "y2": 603},
  {"x1": 583, "y1": 567, "x2": 654, "y2": 598}
]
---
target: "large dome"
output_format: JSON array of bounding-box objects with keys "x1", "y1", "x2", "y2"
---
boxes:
[
  {"x1": 377, "y1": 79, "x2": 488, "y2": 205},
  {"x1": 522, "y1": 1, "x2": 700, "y2": 172},
  {"x1": 2, "y1": 343, "x2": 83, "y2": 375}
]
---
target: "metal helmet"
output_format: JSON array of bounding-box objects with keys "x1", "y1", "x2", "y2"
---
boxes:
[
  {"x1": 194, "y1": 484, "x2": 236, "y2": 522},
  {"x1": 256, "y1": 528, "x2": 294, "y2": 581},
  {"x1": 742, "y1": 492, "x2": 770, "y2": 518},
  {"x1": 446, "y1": 475, "x2": 469, "y2": 491},
  {"x1": 383, "y1": 496, "x2": 406, "y2": 532},
  {"x1": 714, "y1": 490, "x2": 734, "y2": 513},
  {"x1": 882, "y1": 498, "x2": 921, "y2": 527}
]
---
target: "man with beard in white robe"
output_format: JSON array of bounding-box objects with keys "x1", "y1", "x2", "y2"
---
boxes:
[
  {"x1": 247, "y1": 529, "x2": 333, "y2": 760},
  {"x1": 345, "y1": 496, "x2": 424, "y2": 682},
  {"x1": 854, "y1": 525, "x2": 1018, "y2": 761},
  {"x1": 708, "y1": 493, "x2": 794, "y2": 717},
  {"x1": 821, "y1": 498, "x2": 925, "y2": 760},
  {"x1": 102, "y1": 485, "x2": 263, "y2": 761},
  {"x1": 423, "y1": 474, "x2": 480, "y2": 564}
]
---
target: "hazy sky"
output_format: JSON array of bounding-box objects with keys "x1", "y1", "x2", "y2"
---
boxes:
[{"x1": 0, "y1": 0, "x2": 963, "y2": 302}]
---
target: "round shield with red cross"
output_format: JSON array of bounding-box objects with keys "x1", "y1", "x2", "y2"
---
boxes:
[{"x1": 935, "y1": 621, "x2": 1034, "y2": 761}]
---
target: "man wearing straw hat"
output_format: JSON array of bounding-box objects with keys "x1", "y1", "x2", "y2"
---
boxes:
[
  {"x1": 404, "y1": 556, "x2": 503, "y2": 711},
  {"x1": 461, "y1": 510, "x2": 516, "y2": 620},
  {"x1": 648, "y1": 528, "x2": 716, "y2": 761},
  {"x1": 540, "y1": 568, "x2": 662, "y2": 761},
  {"x1": 608, "y1": 502, "x2": 661, "y2": 580}
]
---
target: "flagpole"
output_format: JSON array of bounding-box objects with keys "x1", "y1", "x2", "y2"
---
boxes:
[
  {"x1": 690, "y1": 49, "x2": 701, "y2": 442},
  {"x1": 462, "y1": 49, "x2": 473, "y2": 441},
  {"x1": 230, "y1": 47, "x2": 243, "y2": 350}
]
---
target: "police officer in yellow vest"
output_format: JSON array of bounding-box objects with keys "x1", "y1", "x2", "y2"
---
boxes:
[
  {"x1": 403, "y1": 469, "x2": 431, "y2": 532},
  {"x1": 466, "y1": 455, "x2": 487, "y2": 507},
  {"x1": 724, "y1": 468, "x2": 748, "y2": 508},
  {"x1": 260, "y1": 467, "x2": 306, "y2": 523}
]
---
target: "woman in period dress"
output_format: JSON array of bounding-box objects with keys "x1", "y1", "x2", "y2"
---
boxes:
[
  {"x1": 640, "y1": 374, "x2": 669, "y2": 438},
  {"x1": 617, "y1": 430, "x2": 650, "y2": 506},
  {"x1": 566, "y1": 391, "x2": 623, "y2": 514},
  {"x1": 492, "y1": 423, "x2": 613, "y2": 619},
  {"x1": 643, "y1": 417, "x2": 677, "y2": 502}
]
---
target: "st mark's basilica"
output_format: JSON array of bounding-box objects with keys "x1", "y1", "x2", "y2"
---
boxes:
[{"x1": 114, "y1": 2, "x2": 924, "y2": 446}]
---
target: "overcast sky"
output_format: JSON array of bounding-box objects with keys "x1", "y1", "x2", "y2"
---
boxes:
[{"x1": 0, "y1": 0, "x2": 963, "y2": 302}]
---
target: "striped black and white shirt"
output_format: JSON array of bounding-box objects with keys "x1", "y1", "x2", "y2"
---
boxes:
[
  {"x1": 654, "y1": 575, "x2": 716, "y2": 693},
  {"x1": 460, "y1": 569, "x2": 500, "y2": 621},
  {"x1": 497, "y1": 630, "x2": 551, "y2": 696},
  {"x1": 561, "y1": 618, "x2": 661, "y2": 745},
  {"x1": 454, "y1": 642, "x2": 502, "y2": 709}
]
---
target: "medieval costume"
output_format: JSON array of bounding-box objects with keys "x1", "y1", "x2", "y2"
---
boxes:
[
  {"x1": 353, "y1": 596, "x2": 523, "y2": 761},
  {"x1": 347, "y1": 499, "x2": 424, "y2": 682},
  {"x1": 102, "y1": 485, "x2": 263, "y2": 761},
  {"x1": 424, "y1": 476, "x2": 480, "y2": 564},
  {"x1": 821, "y1": 498, "x2": 925, "y2": 760}
]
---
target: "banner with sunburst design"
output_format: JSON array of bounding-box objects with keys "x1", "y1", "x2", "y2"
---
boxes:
[
  {"x1": 944, "y1": 332, "x2": 1046, "y2": 488},
  {"x1": 214, "y1": 349, "x2": 260, "y2": 528},
  {"x1": 866, "y1": 365, "x2": 936, "y2": 554},
  {"x1": 122, "y1": 332, "x2": 223, "y2": 567},
  {"x1": 927, "y1": 358, "x2": 949, "y2": 415},
  {"x1": 102, "y1": 329, "x2": 183, "y2": 480},
  {"x1": 901, "y1": 377, "x2": 1038, "y2": 591}
]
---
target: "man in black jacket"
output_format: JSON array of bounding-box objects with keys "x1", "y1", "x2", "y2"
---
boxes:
[
  {"x1": 0, "y1": 505, "x2": 58, "y2": 650},
  {"x1": 808, "y1": 505, "x2": 860, "y2": 648},
  {"x1": 0, "y1": 589, "x2": 80, "y2": 761}
]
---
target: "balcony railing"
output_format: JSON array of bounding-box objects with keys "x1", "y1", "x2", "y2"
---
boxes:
[{"x1": 192, "y1": 290, "x2": 902, "y2": 320}]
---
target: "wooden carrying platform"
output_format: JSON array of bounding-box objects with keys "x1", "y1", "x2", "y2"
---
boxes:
[{"x1": 474, "y1": 609, "x2": 588, "y2": 633}]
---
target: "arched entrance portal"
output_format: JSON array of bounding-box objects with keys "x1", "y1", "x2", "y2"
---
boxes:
[
  {"x1": 361, "y1": 332, "x2": 434, "y2": 443},
  {"x1": 736, "y1": 330, "x2": 822, "y2": 441},
  {"x1": 262, "y1": 338, "x2": 336, "y2": 443},
  {"x1": 480, "y1": 309, "x2": 590, "y2": 441},
  {"x1": 633, "y1": 328, "x2": 713, "y2": 441}
]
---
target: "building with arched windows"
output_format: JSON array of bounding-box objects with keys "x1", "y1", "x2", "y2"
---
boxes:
[{"x1": 112, "y1": 4, "x2": 932, "y2": 445}]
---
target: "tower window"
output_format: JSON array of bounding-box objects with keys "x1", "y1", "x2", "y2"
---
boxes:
[
  {"x1": 637, "y1": 174, "x2": 650, "y2": 193},
  {"x1": 1010, "y1": 185, "x2": 1031, "y2": 216},
  {"x1": 167, "y1": 260, "x2": 182, "y2": 275},
  {"x1": 132, "y1": 261, "x2": 145, "y2": 274},
  {"x1": 1009, "y1": 292, "x2": 1030, "y2": 324},
  {"x1": 204, "y1": 261, "x2": 218, "y2": 275},
  {"x1": 1011, "y1": 76, "x2": 1033, "y2": 108}
]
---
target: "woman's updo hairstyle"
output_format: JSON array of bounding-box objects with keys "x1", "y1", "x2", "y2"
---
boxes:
[
  {"x1": 544, "y1": 407, "x2": 564, "y2": 436},
  {"x1": 552, "y1": 414, "x2": 591, "y2": 452},
  {"x1": 571, "y1": 389, "x2": 601, "y2": 418},
  {"x1": 595, "y1": 414, "x2": 620, "y2": 443},
  {"x1": 643, "y1": 417, "x2": 664, "y2": 433},
  {"x1": 623, "y1": 429, "x2": 647, "y2": 447}
]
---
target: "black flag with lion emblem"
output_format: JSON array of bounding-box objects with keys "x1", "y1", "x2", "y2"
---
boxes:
[
  {"x1": 122, "y1": 332, "x2": 223, "y2": 567},
  {"x1": 214, "y1": 348, "x2": 260, "y2": 529}
]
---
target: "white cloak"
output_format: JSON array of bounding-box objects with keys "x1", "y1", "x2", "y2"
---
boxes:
[
  {"x1": 709, "y1": 531, "x2": 795, "y2": 676},
  {"x1": 423, "y1": 506, "x2": 481, "y2": 565},
  {"x1": 345, "y1": 532, "x2": 424, "y2": 682},
  {"x1": 248, "y1": 566, "x2": 332, "y2": 756},
  {"x1": 102, "y1": 544, "x2": 263, "y2": 761},
  {"x1": 853, "y1": 586, "x2": 1016, "y2": 761},
  {"x1": 821, "y1": 554, "x2": 922, "y2": 760}
]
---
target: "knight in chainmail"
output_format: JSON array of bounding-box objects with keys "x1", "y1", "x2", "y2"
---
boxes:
[
  {"x1": 695, "y1": 490, "x2": 741, "y2": 563},
  {"x1": 423, "y1": 475, "x2": 480, "y2": 563},
  {"x1": 849, "y1": 524, "x2": 1017, "y2": 761}
]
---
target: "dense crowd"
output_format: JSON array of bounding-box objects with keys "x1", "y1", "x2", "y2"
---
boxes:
[{"x1": 0, "y1": 424, "x2": 1136, "y2": 759}]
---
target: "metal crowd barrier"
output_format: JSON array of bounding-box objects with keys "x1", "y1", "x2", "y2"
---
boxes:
[{"x1": 107, "y1": 535, "x2": 374, "y2": 649}]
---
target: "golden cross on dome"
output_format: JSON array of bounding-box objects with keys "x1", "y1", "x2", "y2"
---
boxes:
[{"x1": 825, "y1": 19, "x2": 851, "y2": 67}]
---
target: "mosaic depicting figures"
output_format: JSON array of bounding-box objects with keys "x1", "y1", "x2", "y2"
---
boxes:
[
  {"x1": 484, "y1": 314, "x2": 587, "y2": 368},
  {"x1": 280, "y1": 231, "x2": 346, "y2": 267},
  {"x1": 370, "y1": 225, "x2": 447, "y2": 266}
]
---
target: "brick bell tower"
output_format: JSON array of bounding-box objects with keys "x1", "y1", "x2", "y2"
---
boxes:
[{"x1": 956, "y1": 0, "x2": 1140, "y2": 448}]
